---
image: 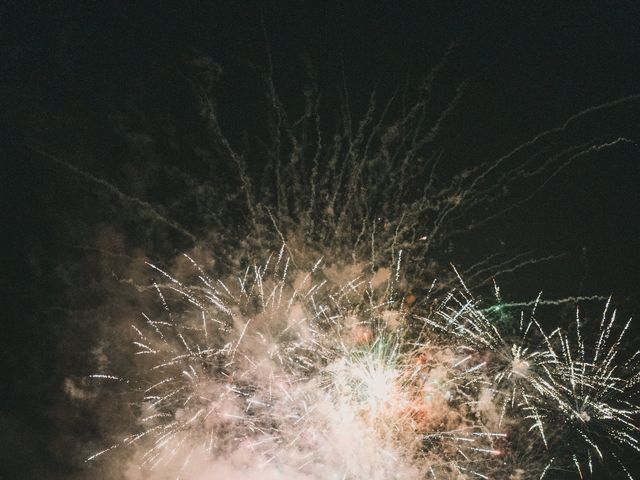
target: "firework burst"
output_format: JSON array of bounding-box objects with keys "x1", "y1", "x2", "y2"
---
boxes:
[
  {"x1": 66, "y1": 54, "x2": 640, "y2": 480},
  {"x1": 87, "y1": 245, "x2": 639, "y2": 479}
]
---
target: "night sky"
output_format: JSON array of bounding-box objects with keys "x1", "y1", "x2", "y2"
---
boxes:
[{"x1": 2, "y1": 2, "x2": 640, "y2": 479}]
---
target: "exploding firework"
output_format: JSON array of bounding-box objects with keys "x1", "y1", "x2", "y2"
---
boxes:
[
  {"x1": 85, "y1": 247, "x2": 639, "y2": 479},
  {"x1": 63, "y1": 56, "x2": 640, "y2": 479}
]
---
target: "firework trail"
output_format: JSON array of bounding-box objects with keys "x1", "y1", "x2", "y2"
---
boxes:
[{"x1": 57, "y1": 55, "x2": 640, "y2": 479}]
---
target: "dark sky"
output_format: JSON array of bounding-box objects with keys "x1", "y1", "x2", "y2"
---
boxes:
[{"x1": 2, "y1": 2, "x2": 640, "y2": 478}]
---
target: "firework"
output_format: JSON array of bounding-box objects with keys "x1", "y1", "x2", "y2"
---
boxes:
[
  {"x1": 85, "y1": 244, "x2": 638, "y2": 479},
  {"x1": 63, "y1": 56, "x2": 640, "y2": 479}
]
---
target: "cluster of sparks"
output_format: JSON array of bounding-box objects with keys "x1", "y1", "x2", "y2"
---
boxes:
[{"x1": 88, "y1": 246, "x2": 639, "y2": 479}]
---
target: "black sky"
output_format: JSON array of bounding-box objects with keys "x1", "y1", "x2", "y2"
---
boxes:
[{"x1": 2, "y1": 1, "x2": 640, "y2": 478}]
